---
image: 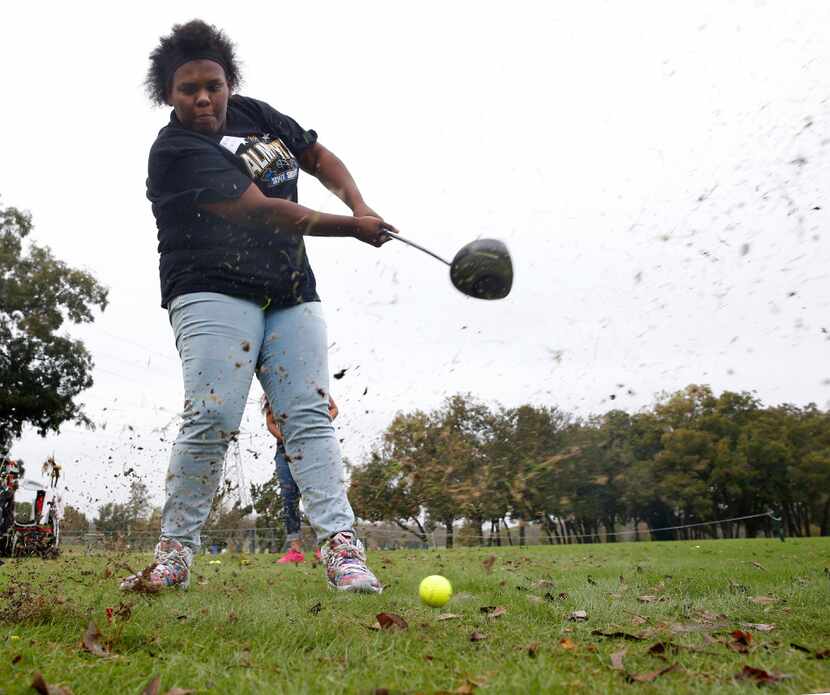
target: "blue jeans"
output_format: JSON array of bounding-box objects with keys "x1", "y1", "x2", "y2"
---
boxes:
[
  {"x1": 161, "y1": 293, "x2": 355, "y2": 549},
  {"x1": 275, "y1": 441, "x2": 302, "y2": 542}
]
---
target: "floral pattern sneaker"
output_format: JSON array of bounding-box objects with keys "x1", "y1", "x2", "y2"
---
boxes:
[
  {"x1": 277, "y1": 548, "x2": 305, "y2": 564},
  {"x1": 119, "y1": 538, "x2": 193, "y2": 592},
  {"x1": 321, "y1": 531, "x2": 382, "y2": 593}
]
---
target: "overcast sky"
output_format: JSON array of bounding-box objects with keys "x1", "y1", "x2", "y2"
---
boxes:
[{"x1": 2, "y1": 1, "x2": 828, "y2": 516}]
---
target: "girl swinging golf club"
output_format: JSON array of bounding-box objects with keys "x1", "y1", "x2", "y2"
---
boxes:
[{"x1": 121, "y1": 19, "x2": 394, "y2": 593}]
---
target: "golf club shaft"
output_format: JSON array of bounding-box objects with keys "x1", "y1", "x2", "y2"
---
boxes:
[{"x1": 383, "y1": 231, "x2": 451, "y2": 267}]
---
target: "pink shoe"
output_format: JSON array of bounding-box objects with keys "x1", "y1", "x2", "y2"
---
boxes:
[{"x1": 277, "y1": 548, "x2": 305, "y2": 564}]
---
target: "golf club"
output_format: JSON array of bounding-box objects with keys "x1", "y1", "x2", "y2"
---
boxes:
[{"x1": 383, "y1": 231, "x2": 513, "y2": 300}]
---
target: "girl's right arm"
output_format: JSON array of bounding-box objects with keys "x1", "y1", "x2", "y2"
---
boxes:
[{"x1": 199, "y1": 182, "x2": 397, "y2": 247}]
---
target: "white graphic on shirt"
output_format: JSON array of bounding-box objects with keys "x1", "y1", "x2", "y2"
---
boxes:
[{"x1": 219, "y1": 135, "x2": 247, "y2": 154}]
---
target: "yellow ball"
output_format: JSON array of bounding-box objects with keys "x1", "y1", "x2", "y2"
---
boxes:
[{"x1": 419, "y1": 575, "x2": 452, "y2": 607}]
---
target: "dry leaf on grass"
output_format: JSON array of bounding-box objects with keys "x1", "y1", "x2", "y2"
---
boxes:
[
  {"x1": 750, "y1": 595, "x2": 778, "y2": 605},
  {"x1": 610, "y1": 649, "x2": 626, "y2": 671},
  {"x1": 141, "y1": 676, "x2": 161, "y2": 695},
  {"x1": 637, "y1": 595, "x2": 659, "y2": 603},
  {"x1": 469, "y1": 631, "x2": 487, "y2": 642},
  {"x1": 626, "y1": 663, "x2": 680, "y2": 683},
  {"x1": 727, "y1": 630, "x2": 753, "y2": 654},
  {"x1": 751, "y1": 561, "x2": 767, "y2": 571},
  {"x1": 647, "y1": 641, "x2": 678, "y2": 657},
  {"x1": 527, "y1": 642, "x2": 540, "y2": 657},
  {"x1": 736, "y1": 665, "x2": 790, "y2": 685},
  {"x1": 591, "y1": 629, "x2": 645, "y2": 641},
  {"x1": 437, "y1": 613, "x2": 462, "y2": 621},
  {"x1": 790, "y1": 643, "x2": 830, "y2": 659},
  {"x1": 31, "y1": 673, "x2": 74, "y2": 695},
  {"x1": 482, "y1": 555, "x2": 496, "y2": 574},
  {"x1": 376, "y1": 612, "x2": 408, "y2": 630},
  {"x1": 479, "y1": 606, "x2": 507, "y2": 618},
  {"x1": 559, "y1": 638, "x2": 577, "y2": 651},
  {"x1": 742, "y1": 622, "x2": 774, "y2": 632},
  {"x1": 81, "y1": 621, "x2": 110, "y2": 658},
  {"x1": 568, "y1": 610, "x2": 588, "y2": 622}
]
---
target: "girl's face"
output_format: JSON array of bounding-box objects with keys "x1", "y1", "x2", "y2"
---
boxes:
[{"x1": 168, "y1": 59, "x2": 229, "y2": 134}]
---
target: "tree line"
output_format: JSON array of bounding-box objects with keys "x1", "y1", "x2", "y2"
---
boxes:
[{"x1": 348, "y1": 385, "x2": 830, "y2": 546}]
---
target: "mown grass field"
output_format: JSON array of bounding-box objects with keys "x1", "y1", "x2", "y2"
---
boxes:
[{"x1": 1, "y1": 538, "x2": 828, "y2": 694}]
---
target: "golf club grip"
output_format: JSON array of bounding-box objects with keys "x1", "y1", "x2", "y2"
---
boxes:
[{"x1": 383, "y1": 231, "x2": 452, "y2": 267}]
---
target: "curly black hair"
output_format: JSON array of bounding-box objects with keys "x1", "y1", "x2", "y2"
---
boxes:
[{"x1": 145, "y1": 19, "x2": 242, "y2": 105}]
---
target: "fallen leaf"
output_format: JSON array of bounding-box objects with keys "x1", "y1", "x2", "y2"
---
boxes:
[
  {"x1": 638, "y1": 595, "x2": 658, "y2": 603},
  {"x1": 750, "y1": 595, "x2": 778, "y2": 605},
  {"x1": 728, "y1": 630, "x2": 752, "y2": 654},
  {"x1": 470, "y1": 631, "x2": 487, "y2": 642},
  {"x1": 81, "y1": 621, "x2": 110, "y2": 658},
  {"x1": 736, "y1": 665, "x2": 790, "y2": 685},
  {"x1": 559, "y1": 638, "x2": 577, "y2": 651},
  {"x1": 239, "y1": 648, "x2": 253, "y2": 667},
  {"x1": 568, "y1": 610, "x2": 588, "y2": 622},
  {"x1": 610, "y1": 648, "x2": 626, "y2": 671},
  {"x1": 527, "y1": 642, "x2": 540, "y2": 657},
  {"x1": 647, "y1": 641, "x2": 675, "y2": 656},
  {"x1": 591, "y1": 629, "x2": 645, "y2": 641},
  {"x1": 31, "y1": 673, "x2": 75, "y2": 695},
  {"x1": 751, "y1": 561, "x2": 767, "y2": 571},
  {"x1": 376, "y1": 612, "x2": 408, "y2": 630},
  {"x1": 626, "y1": 663, "x2": 680, "y2": 683},
  {"x1": 141, "y1": 676, "x2": 160, "y2": 695},
  {"x1": 228, "y1": 611, "x2": 239, "y2": 623},
  {"x1": 630, "y1": 615, "x2": 648, "y2": 626},
  {"x1": 482, "y1": 555, "x2": 496, "y2": 574},
  {"x1": 741, "y1": 622, "x2": 774, "y2": 632},
  {"x1": 455, "y1": 682, "x2": 477, "y2": 694},
  {"x1": 437, "y1": 613, "x2": 462, "y2": 621},
  {"x1": 480, "y1": 606, "x2": 507, "y2": 618},
  {"x1": 790, "y1": 642, "x2": 829, "y2": 658}
]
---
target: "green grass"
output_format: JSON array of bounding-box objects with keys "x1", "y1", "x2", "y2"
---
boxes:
[{"x1": 1, "y1": 538, "x2": 829, "y2": 694}]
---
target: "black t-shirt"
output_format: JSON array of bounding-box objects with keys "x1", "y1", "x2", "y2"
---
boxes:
[{"x1": 147, "y1": 95, "x2": 321, "y2": 308}]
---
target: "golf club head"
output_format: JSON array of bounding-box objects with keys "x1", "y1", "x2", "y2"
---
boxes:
[{"x1": 450, "y1": 238, "x2": 513, "y2": 300}]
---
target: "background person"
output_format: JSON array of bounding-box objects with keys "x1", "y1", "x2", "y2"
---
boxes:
[{"x1": 262, "y1": 394, "x2": 339, "y2": 563}]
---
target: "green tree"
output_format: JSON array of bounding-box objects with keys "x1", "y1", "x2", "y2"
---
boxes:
[
  {"x1": 94, "y1": 502, "x2": 130, "y2": 535},
  {"x1": 61, "y1": 504, "x2": 90, "y2": 533},
  {"x1": 0, "y1": 203, "x2": 108, "y2": 451},
  {"x1": 250, "y1": 475, "x2": 285, "y2": 551}
]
